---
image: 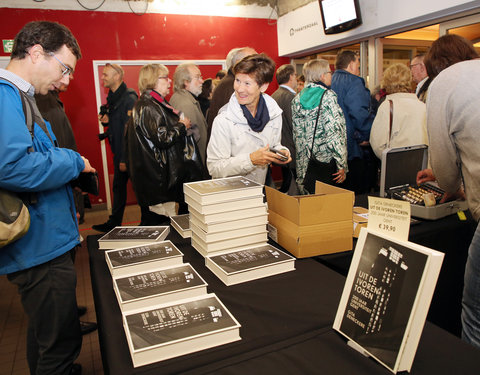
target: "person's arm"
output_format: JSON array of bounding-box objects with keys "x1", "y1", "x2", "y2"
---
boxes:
[
  {"x1": 344, "y1": 79, "x2": 373, "y2": 141},
  {"x1": 207, "y1": 117, "x2": 256, "y2": 179},
  {"x1": 136, "y1": 104, "x2": 187, "y2": 150},
  {"x1": 427, "y1": 84, "x2": 462, "y2": 194},
  {"x1": 369, "y1": 100, "x2": 390, "y2": 159},
  {"x1": 322, "y1": 92, "x2": 348, "y2": 176},
  {"x1": 0, "y1": 86, "x2": 85, "y2": 192}
]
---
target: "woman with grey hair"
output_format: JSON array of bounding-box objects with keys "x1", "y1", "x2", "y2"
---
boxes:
[
  {"x1": 292, "y1": 59, "x2": 347, "y2": 194},
  {"x1": 125, "y1": 64, "x2": 204, "y2": 225}
]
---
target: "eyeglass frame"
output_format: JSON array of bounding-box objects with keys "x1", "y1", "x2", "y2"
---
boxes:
[
  {"x1": 409, "y1": 63, "x2": 422, "y2": 69},
  {"x1": 48, "y1": 52, "x2": 72, "y2": 76}
]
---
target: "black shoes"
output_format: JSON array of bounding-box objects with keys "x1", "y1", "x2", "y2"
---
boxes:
[
  {"x1": 92, "y1": 221, "x2": 116, "y2": 233},
  {"x1": 77, "y1": 306, "x2": 87, "y2": 317},
  {"x1": 80, "y1": 321, "x2": 98, "y2": 335}
]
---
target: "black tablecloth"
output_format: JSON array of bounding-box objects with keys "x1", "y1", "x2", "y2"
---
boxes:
[{"x1": 88, "y1": 230, "x2": 480, "y2": 374}]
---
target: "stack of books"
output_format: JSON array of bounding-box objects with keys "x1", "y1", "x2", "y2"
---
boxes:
[
  {"x1": 170, "y1": 214, "x2": 191, "y2": 238},
  {"x1": 102, "y1": 234, "x2": 241, "y2": 367},
  {"x1": 98, "y1": 226, "x2": 170, "y2": 250},
  {"x1": 183, "y1": 176, "x2": 269, "y2": 257}
]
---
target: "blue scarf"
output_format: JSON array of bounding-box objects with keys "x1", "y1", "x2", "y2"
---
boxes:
[{"x1": 240, "y1": 94, "x2": 270, "y2": 132}]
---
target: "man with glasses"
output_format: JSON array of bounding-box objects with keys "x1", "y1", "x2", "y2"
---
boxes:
[
  {"x1": 410, "y1": 54, "x2": 430, "y2": 102},
  {"x1": 0, "y1": 21, "x2": 95, "y2": 374},
  {"x1": 92, "y1": 63, "x2": 137, "y2": 233},
  {"x1": 170, "y1": 63, "x2": 208, "y2": 166}
]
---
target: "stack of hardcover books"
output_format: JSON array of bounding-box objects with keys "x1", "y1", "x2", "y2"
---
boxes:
[
  {"x1": 98, "y1": 226, "x2": 170, "y2": 250},
  {"x1": 183, "y1": 176, "x2": 269, "y2": 257},
  {"x1": 102, "y1": 237, "x2": 241, "y2": 367}
]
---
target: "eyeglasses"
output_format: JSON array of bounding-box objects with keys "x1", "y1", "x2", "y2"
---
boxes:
[
  {"x1": 49, "y1": 52, "x2": 72, "y2": 76},
  {"x1": 410, "y1": 63, "x2": 422, "y2": 69},
  {"x1": 325, "y1": 71, "x2": 333, "y2": 75},
  {"x1": 158, "y1": 76, "x2": 169, "y2": 80}
]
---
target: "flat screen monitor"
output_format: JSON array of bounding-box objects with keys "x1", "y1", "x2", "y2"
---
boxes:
[{"x1": 319, "y1": 0, "x2": 362, "y2": 35}]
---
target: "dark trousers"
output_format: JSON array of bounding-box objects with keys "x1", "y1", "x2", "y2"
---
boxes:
[
  {"x1": 109, "y1": 161, "x2": 129, "y2": 226},
  {"x1": 7, "y1": 251, "x2": 82, "y2": 375},
  {"x1": 343, "y1": 157, "x2": 367, "y2": 195}
]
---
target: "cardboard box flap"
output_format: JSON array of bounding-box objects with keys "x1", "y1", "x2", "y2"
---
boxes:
[{"x1": 265, "y1": 183, "x2": 354, "y2": 226}]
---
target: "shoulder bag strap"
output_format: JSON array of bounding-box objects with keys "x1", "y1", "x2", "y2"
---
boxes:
[
  {"x1": 309, "y1": 90, "x2": 327, "y2": 159},
  {"x1": 388, "y1": 99, "x2": 393, "y2": 147}
]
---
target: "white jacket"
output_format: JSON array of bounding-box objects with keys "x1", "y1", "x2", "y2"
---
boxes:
[
  {"x1": 207, "y1": 93, "x2": 286, "y2": 184},
  {"x1": 370, "y1": 93, "x2": 427, "y2": 159}
]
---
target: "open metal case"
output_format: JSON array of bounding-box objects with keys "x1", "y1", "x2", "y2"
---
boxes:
[{"x1": 379, "y1": 145, "x2": 469, "y2": 220}]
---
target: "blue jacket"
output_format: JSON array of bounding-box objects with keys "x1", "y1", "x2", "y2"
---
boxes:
[
  {"x1": 331, "y1": 70, "x2": 373, "y2": 160},
  {"x1": 0, "y1": 80, "x2": 85, "y2": 275}
]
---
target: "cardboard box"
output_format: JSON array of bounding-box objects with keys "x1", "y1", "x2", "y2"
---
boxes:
[
  {"x1": 353, "y1": 207, "x2": 368, "y2": 238},
  {"x1": 265, "y1": 182, "x2": 354, "y2": 258}
]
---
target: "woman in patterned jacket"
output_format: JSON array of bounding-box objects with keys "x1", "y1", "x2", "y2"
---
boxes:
[{"x1": 292, "y1": 59, "x2": 347, "y2": 193}]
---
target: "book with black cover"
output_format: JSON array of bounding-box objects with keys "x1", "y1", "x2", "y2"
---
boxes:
[
  {"x1": 184, "y1": 176, "x2": 263, "y2": 205},
  {"x1": 105, "y1": 241, "x2": 183, "y2": 277},
  {"x1": 98, "y1": 226, "x2": 169, "y2": 250},
  {"x1": 113, "y1": 263, "x2": 208, "y2": 313},
  {"x1": 333, "y1": 227, "x2": 444, "y2": 373},
  {"x1": 206, "y1": 244, "x2": 295, "y2": 285},
  {"x1": 170, "y1": 214, "x2": 191, "y2": 238},
  {"x1": 123, "y1": 293, "x2": 241, "y2": 367}
]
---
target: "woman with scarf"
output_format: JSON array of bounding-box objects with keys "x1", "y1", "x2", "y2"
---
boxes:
[
  {"x1": 207, "y1": 53, "x2": 291, "y2": 185},
  {"x1": 125, "y1": 63, "x2": 201, "y2": 225},
  {"x1": 292, "y1": 59, "x2": 347, "y2": 194}
]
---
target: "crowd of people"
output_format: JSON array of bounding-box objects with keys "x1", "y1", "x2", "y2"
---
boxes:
[{"x1": 0, "y1": 19, "x2": 479, "y2": 375}]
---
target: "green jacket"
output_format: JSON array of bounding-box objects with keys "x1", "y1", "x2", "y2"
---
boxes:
[{"x1": 292, "y1": 83, "x2": 347, "y2": 192}]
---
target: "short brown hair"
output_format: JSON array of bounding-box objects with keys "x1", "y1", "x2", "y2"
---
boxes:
[
  {"x1": 335, "y1": 50, "x2": 358, "y2": 70},
  {"x1": 233, "y1": 53, "x2": 275, "y2": 86},
  {"x1": 105, "y1": 63, "x2": 124, "y2": 80},
  {"x1": 424, "y1": 34, "x2": 479, "y2": 79},
  {"x1": 138, "y1": 64, "x2": 169, "y2": 94},
  {"x1": 11, "y1": 21, "x2": 81, "y2": 60},
  {"x1": 381, "y1": 63, "x2": 412, "y2": 94},
  {"x1": 275, "y1": 64, "x2": 295, "y2": 85}
]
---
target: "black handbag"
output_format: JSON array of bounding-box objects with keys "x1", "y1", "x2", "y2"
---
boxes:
[{"x1": 302, "y1": 90, "x2": 337, "y2": 194}]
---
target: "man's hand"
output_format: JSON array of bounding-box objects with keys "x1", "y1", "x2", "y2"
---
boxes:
[
  {"x1": 119, "y1": 162, "x2": 127, "y2": 172},
  {"x1": 179, "y1": 117, "x2": 191, "y2": 129},
  {"x1": 98, "y1": 114, "x2": 109, "y2": 124},
  {"x1": 416, "y1": 168, "x2": 436, "y2": 185},
  {"x1": 81, "y1": 156, "x2": 96, "y2": 173}
]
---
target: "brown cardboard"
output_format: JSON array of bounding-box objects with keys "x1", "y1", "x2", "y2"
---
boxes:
[
  {"x1": 265, "y1": 182, "x2": 354, "y2": 258},
  {"x1": 353, "y1": 206, "x2": 369, "y2": 238}
]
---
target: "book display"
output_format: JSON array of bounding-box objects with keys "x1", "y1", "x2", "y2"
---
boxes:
[
  {"x1": 206, "y1": 244, "x2": 295, "y2": 285},
  {"x1": 170, "y1": 214, "x2": 191, "y2": 238},
  {"x1": 183, "y1": 176, "x2": 263, "y2": 205},
  {"x1": 333, "y1": 227, "x2": 444, "y2": 373},
  {"x1": 98, "y1": 226, "x2": 170, "y2": 250},
  {"x1": 184, "y1": 177, "x2": 269, "y2": 257},
  {"x1": 113, "y1": 263, "x2": 208, "y2": 312},
  {"x1": 123, "y1": 293, "x2": 241, "y2": 367},
  {"x1": 105, "y1": 241, "x2": 183, "y2": 277}
]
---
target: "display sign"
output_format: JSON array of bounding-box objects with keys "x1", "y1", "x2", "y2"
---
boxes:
[
  {"x1": 367, "y1": 197, "x2": 410, "y2": 241},
  {"x1": 3, "y1": 40, "x2": 13, "y2": 53}
]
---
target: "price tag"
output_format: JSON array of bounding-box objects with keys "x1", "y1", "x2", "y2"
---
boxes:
[{"x1": 367, "y1": 197, "x2": 410, "y2": 241}]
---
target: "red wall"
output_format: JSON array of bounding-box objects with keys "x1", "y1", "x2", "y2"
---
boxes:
[{"x1": 0, "y1": 8, "x2": 287, "y2": 205}]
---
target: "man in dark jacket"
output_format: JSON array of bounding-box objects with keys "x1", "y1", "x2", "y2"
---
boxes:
[
  {"x1": 271, "y1": 64, "x2": 298, "y2": 194},
  {"x1": 93, "y1": 63, "x2": 137, "y2": 232},
  {"x1": 331, "y1": 51, "x2": 373, "y2": 194},
  {"x1": 206, "y1": 46, "x2": 256, "y2": 140}
]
